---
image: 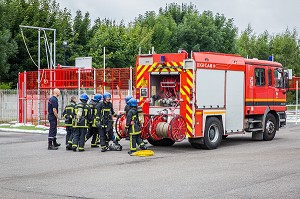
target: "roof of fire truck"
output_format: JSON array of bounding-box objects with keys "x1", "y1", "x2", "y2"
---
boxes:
[{"x1": 137, "y1": 51, "x2": 283, "y2": 68}]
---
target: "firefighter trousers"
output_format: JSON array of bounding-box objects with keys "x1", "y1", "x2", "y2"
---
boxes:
[
  {"x1": 48, "y1": 115, "x2": 57, "y2": 141},
  {"x1": 66, "y1": 126, "x2": 74, "y2": 145},
  {"x1": 99, "y1": 127, "x2": 114, "y2": 148},
  {"x1": 86, "y1": 127, "x2": 99, "y2": 146},
  {"x1": 129, "y1": 133, "x2": 145, "y2": 153},
  {"x1": 72, "y1": 128, "x2": 87, "y2": 150}
]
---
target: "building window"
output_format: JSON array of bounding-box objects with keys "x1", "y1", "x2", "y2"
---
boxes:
[{"x1": 255, "y1": 68, "x2": 265, "y2": 86}]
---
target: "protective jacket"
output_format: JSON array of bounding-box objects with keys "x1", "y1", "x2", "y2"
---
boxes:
[
  {"x1": 96, "y1": 101, "x2": 116, "y2": 129},
  {"x1": 73, "y1": 102, "x2": 91, "y2": 128},
  {"x1": 125, "y1": 107, "x2": 141, "y2": 135},
  {"x1": 62, "y1": 100, "x2": 76, "y2": 127},
  {"x1": 88, "y1": 100, "x2": 98, "y2": 128}
]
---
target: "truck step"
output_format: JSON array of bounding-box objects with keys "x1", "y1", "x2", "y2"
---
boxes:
[
  {"x1": 248, "y1": 120, "x2": 262, "y2": 124},
  {"x1": 245, "y1": 128, "x2": 264, "y2": 132}
]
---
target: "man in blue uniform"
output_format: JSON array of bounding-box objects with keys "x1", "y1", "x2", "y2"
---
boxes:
[{"x1": 47, "y1": 88, "x2": 61, "y2": 150}]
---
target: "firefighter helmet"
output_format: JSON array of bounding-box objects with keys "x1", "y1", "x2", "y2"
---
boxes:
[
  {"x1": 93, "y1": 94, "x2": 102, "y2": 102},
  {"x1": 125, "y1": 95, "x2": 133, "y2": 103},
  {"x1": 128, "y1": 98, "x2": 137, "y2": 107},
  {"x1": 103, "y1": 92, "x2": 111, "y2": 100},
  {"x1": 80, "y1": 93, "x2": 89, "y2": 102}
]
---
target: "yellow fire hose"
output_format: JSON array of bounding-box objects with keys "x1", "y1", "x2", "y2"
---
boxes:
[{"x1": 131, "y1": 150, "x2": 154, "y2": 157}]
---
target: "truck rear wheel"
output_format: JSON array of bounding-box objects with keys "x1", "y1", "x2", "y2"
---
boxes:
[
  {"x1": 202, "y1": 117, "x2": 223, "y2": 150},
  {"x1": 147, "y1": 138, "x2": 175, "y2": 146},
  {"x1": 263, "y1": 114, "x2": 276, "y2": 141}
]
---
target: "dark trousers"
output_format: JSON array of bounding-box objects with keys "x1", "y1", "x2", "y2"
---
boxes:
[
  {"x1": 66, "y1": 126, "x2": 74, "y2": 145},
  {"x1": 129, "y1": 134, "x2": 144, "y2": 152},
  {"x1": 86, "y1": 127, "x2": 99, "y2": 146},
  {"x1": 48, "y1": 115, "x2": 57, "y2": 140},
  {"x1": 99, "y1": 127, "x2": 114, "y2": 148},
  {"x1": 72, "y1": 128, "x2": 87, "y2": 150}
]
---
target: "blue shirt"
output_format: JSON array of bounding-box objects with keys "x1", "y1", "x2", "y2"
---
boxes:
[{"x1": 48, "y1": 96, "x2": 58, "y2": 115}]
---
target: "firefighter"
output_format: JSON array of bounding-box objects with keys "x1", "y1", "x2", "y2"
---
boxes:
[
  {"x1": 114, "y1": 95, "x2": 133, "y2": 142},
  {"x1": 72, "y1": 93, "x2": 91, "y2": 152},
  {"x1": 85, "y1": 94, "x2": 102, "y2": 147},
  {"x1": 47, "y1": 88, "x2": 61, "y2": 150},
  {"x1": 125, "y1": 98, "x2": 147, "y2": 155},
  {"x1": 62, "y1": 96, "x2": 77, "y2": 150},
  {"x1": 96, "y1": 92, "x2": 118, "y2": 152}
]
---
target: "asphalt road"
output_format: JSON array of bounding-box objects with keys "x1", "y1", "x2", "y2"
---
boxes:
[{"x1": 0, "y1": 125, "x2": 299, "y2": 199}]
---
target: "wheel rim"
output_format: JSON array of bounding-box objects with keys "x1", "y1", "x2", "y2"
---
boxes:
[
  {"x1": 116, "y1": 115, "x2": 127, "y2": 138},
  {"x1": 208, "y1": 124, "x2": 219, "y2": 142},
  {"x1": 266, "y1": 120, "x2": 275, "y2": 135},
  {"x1": 168, "y1": 115, "x2": 187, "y2": 142}
]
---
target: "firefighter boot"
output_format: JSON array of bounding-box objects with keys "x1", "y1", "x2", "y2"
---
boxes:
[
  {"x1": 66, "y1": 144, "x2": 72, "y2": 150},
  {"x1": 53, "y1": 138, "x2": 61, "y2": 147},
  {"x1": 48, "y1": 140, "x2": 58, "y2": 150},
  {"x1": 101, "y1": 146, "x2": 108, "y2": 152},
  {"x1": 140, "y1": 144, "x2": 147, "y2": 150},
  {"x1": 128, "y1": 150, "x2": 136, "y2": 156}
]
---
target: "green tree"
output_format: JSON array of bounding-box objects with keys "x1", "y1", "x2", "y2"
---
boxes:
[{"x1": 0, "y1": 0, "x2": 17, "y2": 83}]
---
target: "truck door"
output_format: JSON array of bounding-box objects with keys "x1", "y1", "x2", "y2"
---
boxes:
[
  {"x1": 267, "y1": 67, "x2": 274, "y2": 106},
  {"x1": 273, "y1": 68, "x2": 286, "y2": 110},
  {"x1": 253, "y1": 67, "x2": 268, "y2": 114}
]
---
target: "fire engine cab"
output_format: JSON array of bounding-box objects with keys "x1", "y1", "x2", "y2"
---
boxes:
[{"x1": 118, "y1": 51, "x2": 288, "y2": 150}]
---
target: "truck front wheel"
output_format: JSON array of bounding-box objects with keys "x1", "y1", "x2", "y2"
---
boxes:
[{"x1": 263, "y1": 114, "x2": 276, "y2": 141}]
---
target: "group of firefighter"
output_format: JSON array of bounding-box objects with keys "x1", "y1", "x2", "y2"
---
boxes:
[{"x1": 54, "y1": 92, "x2": 147, "y2": 155}]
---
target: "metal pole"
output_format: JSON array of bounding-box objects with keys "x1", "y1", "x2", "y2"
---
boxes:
[
  {"x1": 24, "y1": 71, "x2": 27, "y2": 124},
  {"x1": 54, "y1": 30, "x2": 56, "y2": 68},
  {"x1": 94, "y1": 68, "x2": 96, "y2": 94},
  {"x1": 17, "y1": 74, "x2": 19, "y2": 123},
  {"x1": 129, "y1": 66, "x2": 133, "y2": 95},
  {"x1": 296, "y1": 80, "x2": 298, "y2": 124},
  {"x1": 19, "y1": 25, "x2": 56, "y2": 31},
  {"x1": 78, "y1": 68, "x2": 81, "y2": 100},
  {"x1": 103, "y1": 47, "x2": 106, "y2": 92},
  {"x1": 38, "y1": 29, "x2": 41, "y2": 125},
  {"x1": 50, "y1": 43, "x2": 53, "y2": 96}
]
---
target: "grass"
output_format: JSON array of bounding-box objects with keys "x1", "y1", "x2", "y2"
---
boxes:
[{"x1": 0, "y1": 125, "x2": 48, "y2": 131}]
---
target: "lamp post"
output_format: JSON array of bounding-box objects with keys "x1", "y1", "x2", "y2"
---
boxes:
[{"x1": 63, "y1": 40, "x2": 68, "y2": 66}]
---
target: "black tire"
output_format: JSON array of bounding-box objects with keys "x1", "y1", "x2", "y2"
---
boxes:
[
  {"x1": 202, "y1": 117, "x2": 223, "y2": 150},
  {"x1": 147, "y1": 138, "x2": 175, "y2": 146},
  {"x1": 263, "y1": 114, "x2": 276, "y2": 141}
]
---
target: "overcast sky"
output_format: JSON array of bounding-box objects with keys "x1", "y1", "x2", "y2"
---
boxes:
[{"x1": 55, "y1": 0, "x2": 299, "y2": 35}]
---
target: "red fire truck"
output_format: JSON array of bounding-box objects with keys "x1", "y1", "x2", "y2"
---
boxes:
[{"x1": 117, "y1": 51, "x2": 289, "y2": 149}]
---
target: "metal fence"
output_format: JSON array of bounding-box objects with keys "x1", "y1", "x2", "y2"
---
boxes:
[
  {"x1": 0, "y1": 90, "x2": 18, "y2": 122},
  {"x1": 0, "y1": 89, "x2": 130, "y2": 124}
]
